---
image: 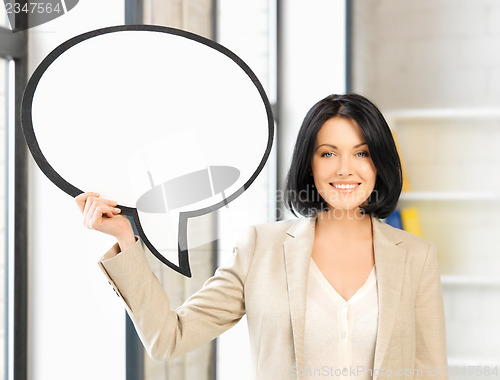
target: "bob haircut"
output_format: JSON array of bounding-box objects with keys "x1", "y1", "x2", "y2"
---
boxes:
[{"x1": 285, "y1": 93, "x2": 402, "y2": 219}]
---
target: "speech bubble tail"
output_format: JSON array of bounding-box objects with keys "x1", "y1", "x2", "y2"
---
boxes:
[
  {"x1": 177, "y1": 212, "x2": 191, "y2": 276},
  {"x1": 176, "y1": 245, "x2": 192, "y2": 278},
  {"x1": 133, "y1": 211, "x2": 192, "y2": 277}
]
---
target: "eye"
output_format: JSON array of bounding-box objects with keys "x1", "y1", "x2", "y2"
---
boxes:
[
  {"x1": 321, "y1": 152, "x2": 334, "y2": 158},
  {"x1": 356, "y1": 151, "x2": 370, "y2": 158}
]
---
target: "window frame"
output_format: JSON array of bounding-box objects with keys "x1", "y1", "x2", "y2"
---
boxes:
[{"x1": 0, "y1": 16, "x2": 28, "y2": 380}]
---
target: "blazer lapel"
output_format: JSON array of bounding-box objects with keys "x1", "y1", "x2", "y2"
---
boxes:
[
  {"x1": 282, "y1": 216, "x2": 407, "y2": 378},
  {"x1": 371, "y1": 217, "x2": 407, "y2": 379},
  {"x1": 283, "y1": 217, "x2": 316, "y2": 371}
]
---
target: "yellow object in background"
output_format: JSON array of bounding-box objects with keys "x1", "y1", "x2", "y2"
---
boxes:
[
  {"x1": 400, "y1": 207, "x2": 422, "y2": 237},
  {"x1": 401, "y1": 165, "x2": 411, "y2": 193},
  {"x1": 391, "y1": 131, "x2": 411, "y2": 192}
]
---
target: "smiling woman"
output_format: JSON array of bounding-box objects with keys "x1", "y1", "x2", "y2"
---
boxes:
[
  {"x1": 311, "y1": 116, "x2": 377, "y2": 214},
  {"x1": 285, "y1": 93, "x2": 402, "y2": 219},
  {"x1": 78, "y1": 93, "x2": 448, "y2": 379}
]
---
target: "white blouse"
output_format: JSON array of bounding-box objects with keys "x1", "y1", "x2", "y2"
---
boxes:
[{"x1": 303, "y1": 259, "x2": 378, "y2": 379}]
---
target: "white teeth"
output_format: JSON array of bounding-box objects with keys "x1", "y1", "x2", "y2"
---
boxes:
[{"x1": 333, "y1": 183, "x2": 358, "y2": 189}]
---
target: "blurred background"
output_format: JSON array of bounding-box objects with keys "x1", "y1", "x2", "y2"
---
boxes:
[{"x1": 1, "y1": 0, "x2": 499, "y2": 379}]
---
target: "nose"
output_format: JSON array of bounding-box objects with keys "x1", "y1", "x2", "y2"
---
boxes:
[{"x1": 336, "y1": 155, "x2": 352, "y2": 176}]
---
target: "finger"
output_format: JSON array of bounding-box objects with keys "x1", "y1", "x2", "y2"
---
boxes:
[
  {"x1": 103, "y1": 206, "x2": 114, "y2": 219},
  {"x1": 97, "y1": 204, "x2": 119, "y2": 221},
  {"x1": 86, "y1": 203, "x2": 107, "y2": 229},
  {"x1": 88, "y1": 206, "x2": 104, "y2": 230},
  {"x1": 83, "y1": 196, "x2": 100, "y2": 221},
  {"x1": 84, "y1": 199, "x2": 105, "y2": 228},
  {"x1": 82, "y1": 195, "x2": 117, "y2": 220},
  {"x1": 89, "y1": 205, "x2": 121, "y2": 229},
  {"x1": 85, "y1": 202, "x2": 110, "y2": 228},
  {"x1": 105, "y1": 206, "x2": 123, "y2": 218},
  {"x1": 75, "y1": 192, "x2": 99, "y2": 213},
  {"x1": 83, "y1": 200, "x2": 96, "y2": 228}
]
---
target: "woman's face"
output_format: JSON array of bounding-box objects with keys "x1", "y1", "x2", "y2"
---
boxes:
[{"x1": 311, "y1": 116, "x2": 377, "y2": 214}]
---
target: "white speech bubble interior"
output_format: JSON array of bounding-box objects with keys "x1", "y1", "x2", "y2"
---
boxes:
[{"x1": 30, "y1": 30, "x2": 269, "y2": 207}]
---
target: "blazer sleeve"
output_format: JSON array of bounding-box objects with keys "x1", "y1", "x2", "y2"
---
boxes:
[
  {"x1": 97, "y1": 226, "x2": 257, "y2": 361},
  {"x1": 414, "y1": 242, "x2": 449, "y2": 378}
]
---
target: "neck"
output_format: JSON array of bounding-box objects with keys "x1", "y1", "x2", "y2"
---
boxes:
[{"x1": 315, "y1": 207, "x2": 373, "y2": 237}]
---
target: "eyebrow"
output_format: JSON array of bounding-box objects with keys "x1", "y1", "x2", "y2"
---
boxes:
[{"x1": 314, "y1": 142, "x2": 368, "y2": 152}]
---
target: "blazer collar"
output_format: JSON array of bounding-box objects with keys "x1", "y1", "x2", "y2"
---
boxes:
[{"x1": 283, "y1": 215, "x2": 407, "y2": 378}]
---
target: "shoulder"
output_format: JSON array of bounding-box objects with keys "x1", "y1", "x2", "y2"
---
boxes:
[
  {"x1": 234, "y1": 217, "x2": 311, "y2": 248},
  {"x1": 373, "y1": 218, "x2": 440, "y2": 281},
  {"x1": 373, "y1": 218, "x2": 431, "y2": 246},
  {"x1": 374, "y1": 217, "x2": 436, "y2": 256},
  {"x1": 253, "y1": 218, "x2": 300, "y2": 234},
  {"x1": 253, "y1": 217, "x2": 313, "y2": 240}
]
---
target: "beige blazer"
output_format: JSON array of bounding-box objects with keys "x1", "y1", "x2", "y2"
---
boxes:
[{"x1": 99, "y1": 216, "x2": 448, "y2": 380}]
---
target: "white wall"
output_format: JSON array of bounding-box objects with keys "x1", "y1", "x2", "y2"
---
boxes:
[
  {"x1": 27, "y1": 2, "x2": 126, "y2": 379},
  {"x1": 352, "y1": 0, "x2": 500, "y2": 109},
  {"x1": 352, "y1": 0, "x2": 500, "y2": 369},
  {"x1": 278, "y1": 0, "x2": 346, "y2": 212}
]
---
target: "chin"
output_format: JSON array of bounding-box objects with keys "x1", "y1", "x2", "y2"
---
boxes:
[{"x1": 323, "y1": 204, "x2": 365, "y2": 217}]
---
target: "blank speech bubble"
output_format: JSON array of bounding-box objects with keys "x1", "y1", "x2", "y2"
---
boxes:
[{"x1": 22, "y1": 25, "x2": 274, "y2": 277}]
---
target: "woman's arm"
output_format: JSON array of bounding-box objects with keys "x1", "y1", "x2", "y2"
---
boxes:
[
  {"x1": 75, "y1": 192, "x2": 256, "y2": 360},
  {"x1": 99, "y1": 229, "x2": 255, "y2": 360},
  {"x1": 414, "y1": 242, "x2": 448, "y2": 378}
]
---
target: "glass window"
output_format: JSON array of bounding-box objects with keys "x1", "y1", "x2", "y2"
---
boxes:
[
  {"x1": 0, "y1": 2, "x2": 9, "y2": 29},
  {"x1": 0, "y1": 10, "x2": 27, "y2": 378}
]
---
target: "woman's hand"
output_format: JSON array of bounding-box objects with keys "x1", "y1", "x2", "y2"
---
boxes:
[{"x1": 75, "y1": 192, "x2": 136, "y2": 252}]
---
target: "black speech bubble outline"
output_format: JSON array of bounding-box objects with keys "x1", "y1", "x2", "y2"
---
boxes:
[{"x1": 21, "y1": 24, "x2": 274, "y2": 277}]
